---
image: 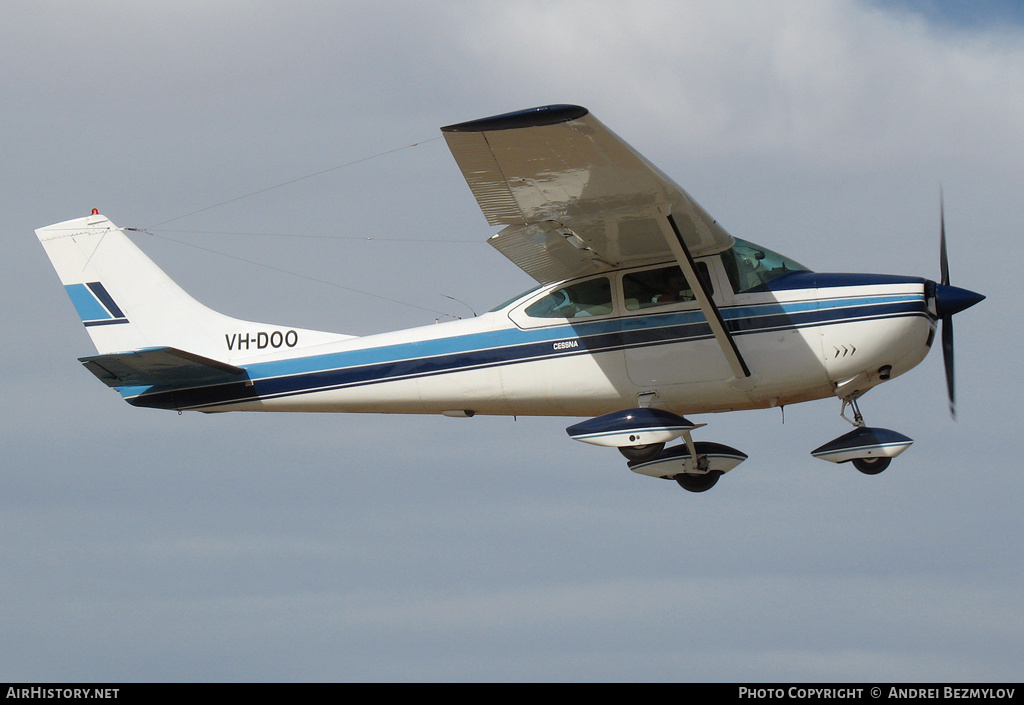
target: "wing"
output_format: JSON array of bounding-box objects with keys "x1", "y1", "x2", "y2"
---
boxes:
[{"x1": 442, "y1": 105, "x2": 734, "y2": 284}]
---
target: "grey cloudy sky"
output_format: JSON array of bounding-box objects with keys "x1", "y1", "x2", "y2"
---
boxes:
[{"x1": 2, "y1": 0, "x2": 1021, "y2": 682}]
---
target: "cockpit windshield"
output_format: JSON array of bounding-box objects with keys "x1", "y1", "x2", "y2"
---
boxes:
[
  {"x1": 488, "y1": 285, "x2": 543, "y2": 313},
  {"x1": 720, "y1": 238, "x2": 810, "y2": 293}
]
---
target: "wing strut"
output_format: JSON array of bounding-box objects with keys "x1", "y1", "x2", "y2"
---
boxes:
[{"x1": 660, "y1": 210, "x2": 756, "y2": 388}]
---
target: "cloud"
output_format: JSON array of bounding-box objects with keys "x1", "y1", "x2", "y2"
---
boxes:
[{"x1": 455, "y1": 0, "x2": 1024, "y2": 167}]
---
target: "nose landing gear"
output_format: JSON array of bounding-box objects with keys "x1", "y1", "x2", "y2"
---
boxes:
[{"x1": 812, "y1": 397, "x2": 913, "y2": 475}]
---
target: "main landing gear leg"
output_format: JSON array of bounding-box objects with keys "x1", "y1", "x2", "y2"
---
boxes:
[{"x1": 672, "y1": 430, "x2": 718, "y2": 491}]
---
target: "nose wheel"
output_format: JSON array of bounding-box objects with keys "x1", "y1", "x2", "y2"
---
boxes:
[{"x1": 852, "y1": 456, "x2": 891, "y2": 475}]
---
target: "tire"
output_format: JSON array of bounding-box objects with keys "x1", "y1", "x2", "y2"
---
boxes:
[
  {"x1": 852, "y1": 456, "x2": 891, "y2": 475},
  {"x1": 674, "y1": 471, "x2": 721, "y2": 492},
  {"x1": 618, "y1": 443, "x2": 665, "y2": 462}
]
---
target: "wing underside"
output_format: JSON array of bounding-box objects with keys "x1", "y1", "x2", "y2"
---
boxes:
[{"x1": 442, "y1": 105, "x2": 734, "y2": 284}]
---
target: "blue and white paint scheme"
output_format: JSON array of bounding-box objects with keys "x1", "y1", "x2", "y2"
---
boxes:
[
  {"x1": 64, "y1": 282, "x2": 129, "y2": 327},
  {"x1": 35, "y1": 105, "x2": 984, "y2": 492}
]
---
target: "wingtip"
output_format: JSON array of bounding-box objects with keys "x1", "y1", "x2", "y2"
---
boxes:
[{"x1": 441, "y1": 104, "x2": 589, "y2": 133}]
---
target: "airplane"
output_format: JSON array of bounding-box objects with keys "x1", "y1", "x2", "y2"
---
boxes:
[{"x1": 35, "y1": 104, "x2": 984, "y2": 492}]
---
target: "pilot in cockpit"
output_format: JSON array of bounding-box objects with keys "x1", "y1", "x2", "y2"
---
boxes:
[{"x1": 653, "y1": 268, "x2": 689, "y2": 304}]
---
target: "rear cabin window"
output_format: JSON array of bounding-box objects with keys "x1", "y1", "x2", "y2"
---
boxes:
[
  {"x1": 623, "y1": 263, "x2": 711, "y2": 311},
  {"x1": 524, "y1": 277, "x2": 613, "y2": 319}
]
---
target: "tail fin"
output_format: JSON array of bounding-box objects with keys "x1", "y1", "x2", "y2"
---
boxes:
[{"x1": 36, "y1": 213, "x2": 351, "y2": 364}]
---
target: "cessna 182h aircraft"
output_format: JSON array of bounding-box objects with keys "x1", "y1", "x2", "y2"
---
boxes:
[{"x1": 36, "y1": 105, "x2": 983, "y2": 492}]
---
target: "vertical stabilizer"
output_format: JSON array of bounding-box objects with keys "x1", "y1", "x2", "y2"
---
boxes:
[{"x1": 36, "y1": 213, "x2": 352, "y2": 362}]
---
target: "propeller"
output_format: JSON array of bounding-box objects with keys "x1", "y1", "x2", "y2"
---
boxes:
[{"x1": 932, "y1": 192, "x2": 985, "y2": 419}]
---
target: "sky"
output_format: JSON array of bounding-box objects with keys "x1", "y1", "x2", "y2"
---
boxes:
[{"x1": 2, "y1": 0, "x2": 1021, "y2": 683}]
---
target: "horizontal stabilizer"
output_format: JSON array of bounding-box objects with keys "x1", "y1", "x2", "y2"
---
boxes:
[{"x1": 80, "y1": 347, "x2": 247, "y2": 388}]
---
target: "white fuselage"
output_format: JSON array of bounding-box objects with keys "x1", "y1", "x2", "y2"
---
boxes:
[{"x1": 121, "y1": 253, "x2": 936, "y2": 419}]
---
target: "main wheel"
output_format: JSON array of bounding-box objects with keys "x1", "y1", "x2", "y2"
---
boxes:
[
  {"x1": 852, "y1": 456, "x2": 891, "y2": 475},
  {"x1": 618, "y1": 443, "x2": 665, "y2": 462},
  {"x1": 674, "y1": 471, "x2": 721, "y2": 493}
]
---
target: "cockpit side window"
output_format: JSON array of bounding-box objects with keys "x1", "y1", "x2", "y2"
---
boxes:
[
  {"x1": 524, "y1": 277, "x2": 613, "y2": 319},
  {"x1": 623, "y1": 263, "x2": 711, "y2": 311},
  {"x1": 721, "y1": 238, "x2": 810, "y2": 293}
]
